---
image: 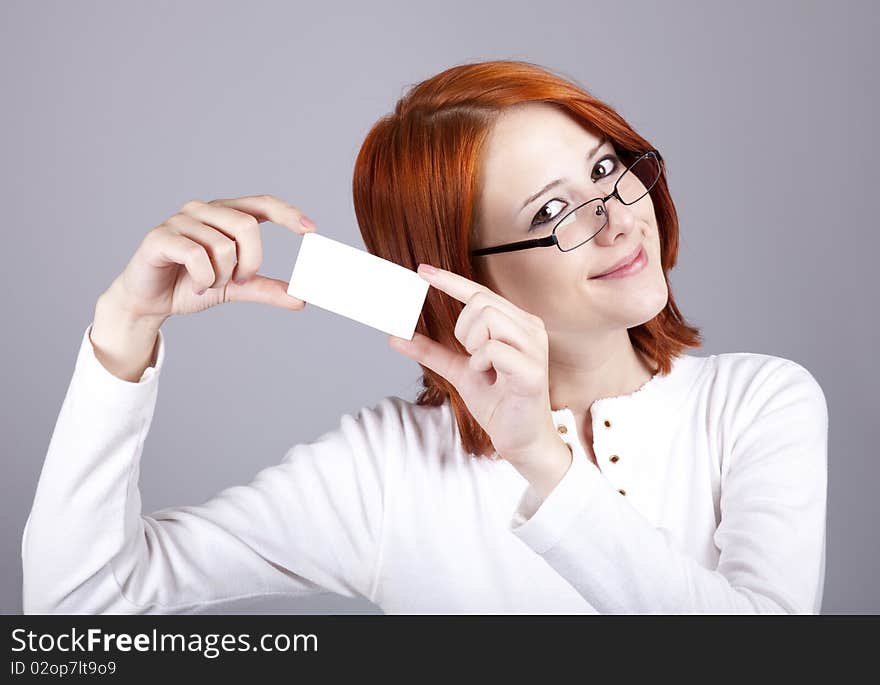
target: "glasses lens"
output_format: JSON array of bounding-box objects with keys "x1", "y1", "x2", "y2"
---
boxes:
[
  {"x1": 555, "y1": 199, "x2": 607, "y2": 251},
  {"x1": 616, "y1": 152, "x2": 661, "y2": 204}
]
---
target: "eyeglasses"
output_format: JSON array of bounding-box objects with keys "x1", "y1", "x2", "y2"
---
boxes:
[{"x1": 470, "y1": 149, "x2": 664, "y2": 257}]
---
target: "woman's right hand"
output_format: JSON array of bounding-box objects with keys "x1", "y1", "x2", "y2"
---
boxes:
[
  {"x1": 90, "y1": 194, "x2": 315, "y2": 382},
  {"x1": 105, "y1": 194, "x2": 316, "y2": 324}
]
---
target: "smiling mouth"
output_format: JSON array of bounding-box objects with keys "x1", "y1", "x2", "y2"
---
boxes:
[{"x1": 589, "y1": 245, "x2": 647, "y2": 280}]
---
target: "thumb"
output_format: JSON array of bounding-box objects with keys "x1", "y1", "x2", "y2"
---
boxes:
[
  {"x1": 388, "y1": 331, "x2": 463, "y2": 386},
  {"x1": 225, "y1": 275, "x2": 306, "y2": 310}
]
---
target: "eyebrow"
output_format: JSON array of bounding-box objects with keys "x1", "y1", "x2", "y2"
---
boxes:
[{"x1": 519, "y1": 135, "x2": 609, "y2": 213}]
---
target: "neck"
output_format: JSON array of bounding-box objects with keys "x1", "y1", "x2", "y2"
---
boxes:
[{"x1": 547, "y1": 328, "x2": 657, "y2": 417}]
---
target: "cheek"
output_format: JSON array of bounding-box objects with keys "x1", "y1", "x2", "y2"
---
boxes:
[
  {"x1": 649, "y1": 233, "x2": 664, "y2": 270},
  {"x1": 520, "y1": 262, "x2": 585, "y2": 322},
  {"x1": 638, "y1": 220, "x2": 661, "y2": 262},
  {"x1": 490, "y1": 257, "x2": 559, "y2": 310},
  {"x1": 640, "y1": 248, "x2": 670, "y2": 310}
]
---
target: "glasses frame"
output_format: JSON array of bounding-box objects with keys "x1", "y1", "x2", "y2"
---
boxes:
[{"x1": 470, "y1": 149, "x2": 664, "y2": 257}]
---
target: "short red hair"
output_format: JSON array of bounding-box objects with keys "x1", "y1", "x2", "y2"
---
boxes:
[{"x1": 353, "y1": 60, "x2": 702, "y2": 458}]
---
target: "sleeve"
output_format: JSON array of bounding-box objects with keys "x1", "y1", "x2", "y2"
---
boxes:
[
  {"x1": 21, "y1": 322, "x2": 391, "y2": 614},
  {"x1": 507, "y1": 360, "x2": 829, "y2": 614}
]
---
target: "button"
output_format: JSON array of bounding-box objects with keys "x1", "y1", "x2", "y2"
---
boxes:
[
  {"x1": 609, "y1": 454, "x2": 619, "y2": 463},
  {"x1": 604, "y1": 420, "x2": 612, "y2": 428},
  {"x1": 557, "y1": 424, "x2": 568, "y2": 434},
  {"x1": 617, "y1": 488, "x2": 626, "y2": 496}
]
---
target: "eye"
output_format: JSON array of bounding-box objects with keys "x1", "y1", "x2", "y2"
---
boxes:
[
  {"x1": 528, "y1": 154, "x2": 620, "y2": 233},
  {"x1": 592, "y1": 154, "x2": 618, "y2": 181},
  {"x1": 529, "y1": 199, "x2": 567, "y2": 231}
]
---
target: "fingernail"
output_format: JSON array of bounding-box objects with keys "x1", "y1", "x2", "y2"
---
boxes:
[
  {"x1": 418, "y1": 263, "x2": 438, "y2": 275},
  {"x1": 300, "y1": 215, "x2": 316, "y2": 229}
]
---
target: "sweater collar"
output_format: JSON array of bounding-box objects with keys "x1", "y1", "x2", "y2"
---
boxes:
[{"x1": 549, "y1": 352, "x2": 708, "y2": 431}]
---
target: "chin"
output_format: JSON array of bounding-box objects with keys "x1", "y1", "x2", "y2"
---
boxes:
[{"x1": 604, "y1": 277, "x2": 668, "y2": 328}]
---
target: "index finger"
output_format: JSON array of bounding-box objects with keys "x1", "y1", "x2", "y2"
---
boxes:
[
  {"x1": 417, "y1": 263, "x2": 539, "y2": 329},
  {"x1": 210, "y1": 194, "x2": 317, "y2": 234},
  {"x1": 416, "y1": 263, "x2": 493, "y2": 305}
]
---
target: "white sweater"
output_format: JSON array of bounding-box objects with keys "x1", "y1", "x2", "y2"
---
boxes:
[{"x1": 21, "y1": 322, "x2": 829, "y2": 614}]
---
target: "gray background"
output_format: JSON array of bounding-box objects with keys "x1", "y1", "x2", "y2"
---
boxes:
[{"x1": 1, "y1": 0, "x2": 877, "y2": 614}]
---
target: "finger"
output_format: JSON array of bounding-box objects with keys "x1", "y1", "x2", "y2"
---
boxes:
[
  {"x1": 208, "y1": 194, "x2": 317, "y2": 237},
  {"x1": 418, "y1": 264, "x2": 537, "y2": 326},
  {"x1": 225, "y1": 275, "x2": 307, "y2": 310},
  {"x1": 146, "y1": 230, "x2": 216, "y2": 294},
  {"x1": 388, "y1": 331, "x2": 467, "y2": 385},
  {"x1": 178, "y1": 199, "x2": 263, "y2": 284},
  {"x1": 455, "y1": 297, "x2": 532, "y2": 355},
  {"x1": 416, "y1": 263, "x2": 492, "y2": 306},
  {"x1": 165, "y1": 214, "x2": 238, "y2": 290},
  {"x1": 469, "y1": 338, "x2": 524, "y2": 377}
]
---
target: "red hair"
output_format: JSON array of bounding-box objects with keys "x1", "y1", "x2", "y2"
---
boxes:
[{"x1": 352, "y1": 60, "x2": 702, "y2": 458}]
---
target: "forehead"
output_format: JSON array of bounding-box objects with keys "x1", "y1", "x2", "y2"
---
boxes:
[{"x1": 480, "y1": 102, "x2": 604, "y2": 198}]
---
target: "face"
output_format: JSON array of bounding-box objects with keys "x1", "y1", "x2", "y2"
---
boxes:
[{"x1": 472, "y1": 102, "x2": 668, "y2": 337}]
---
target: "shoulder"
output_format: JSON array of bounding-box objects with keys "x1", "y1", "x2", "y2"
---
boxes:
[
  {"x1": 702, "y1": 352, "x2": 825, "y2": 408},
  {"x1": 345, "y1": 394, "x2": 452, "y2": 434},
  {"x1": 281, "y1": 395, "x2": 453, "y2": 479},
  {"x1": 326, "y1": 394, "x2": 454, "y2": 456},
  {"x1": 693, "y1": 352, "x2": 828, "y2": 444}
]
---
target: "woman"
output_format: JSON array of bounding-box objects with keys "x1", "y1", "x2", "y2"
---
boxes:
[{"x1": 21, "y1": 60, "x2": 828, "y2": 614}]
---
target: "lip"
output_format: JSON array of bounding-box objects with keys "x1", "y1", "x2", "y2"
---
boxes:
[{"x1": 590, "y1": 244, "x2": 647, "y2": 280}]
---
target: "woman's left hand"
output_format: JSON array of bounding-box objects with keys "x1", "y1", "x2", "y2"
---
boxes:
[{"x1": 388, "y1": 264, "x2": 560, "y2": 468}]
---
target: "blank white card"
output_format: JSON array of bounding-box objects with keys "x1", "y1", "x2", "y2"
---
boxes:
[{"x1": 287, "y1": 231, "x2": 430, "y2": 340}]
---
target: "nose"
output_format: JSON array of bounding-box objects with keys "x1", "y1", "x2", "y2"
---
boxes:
[{"x1": 592, "y1": 194, "x2": 637, "y2": 247}]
